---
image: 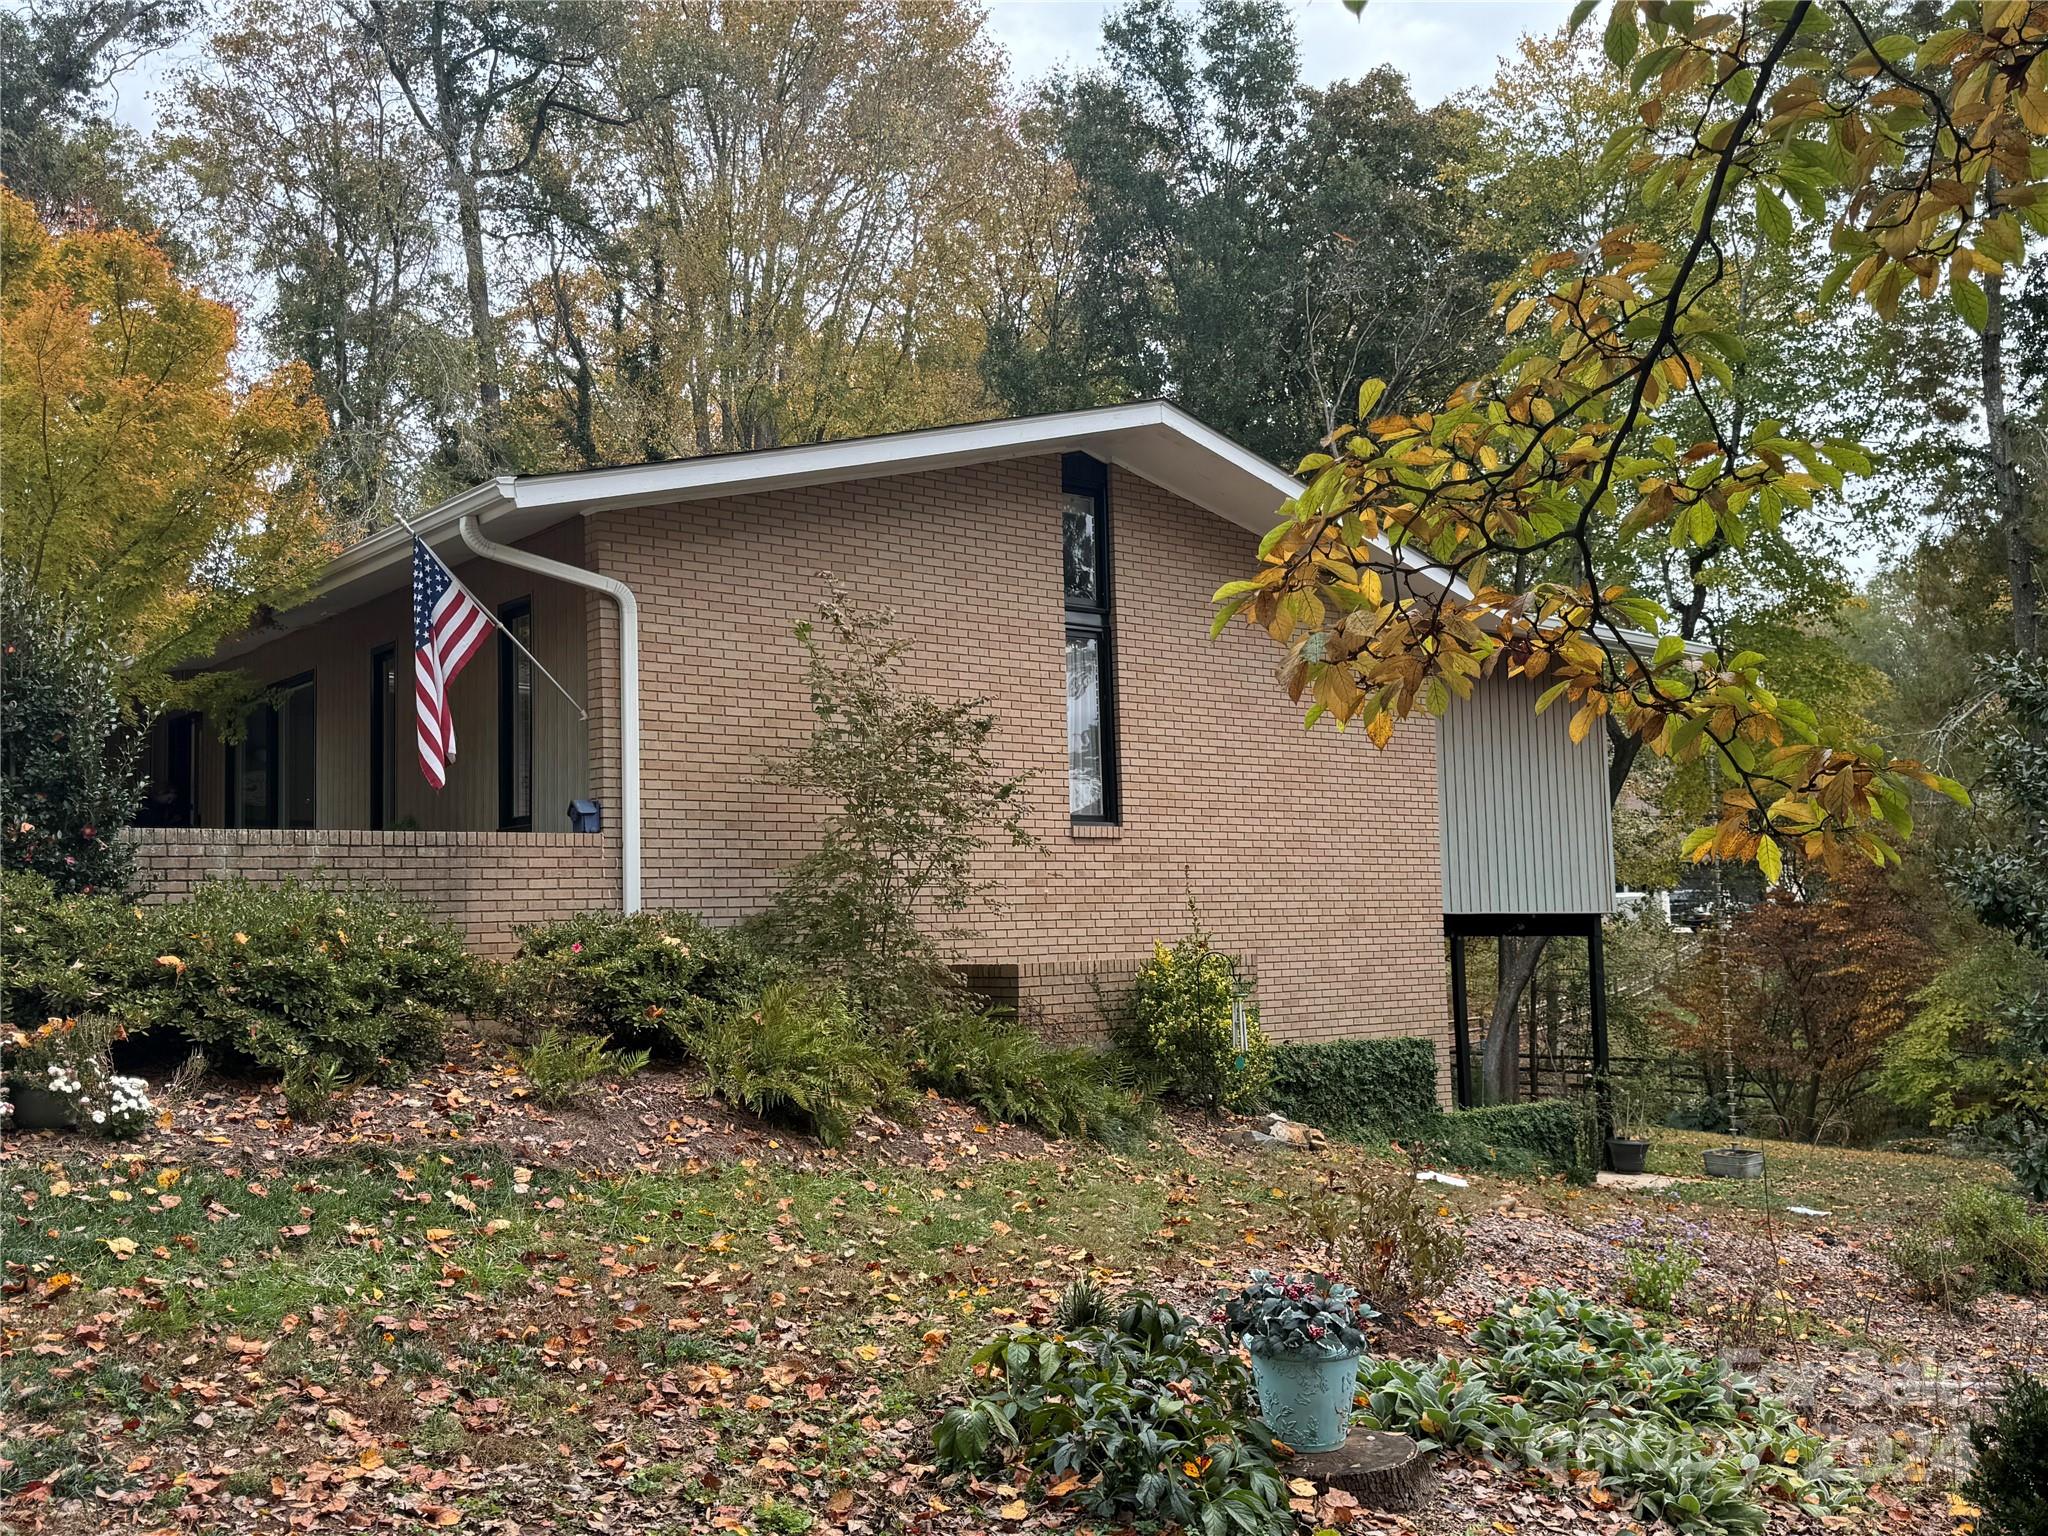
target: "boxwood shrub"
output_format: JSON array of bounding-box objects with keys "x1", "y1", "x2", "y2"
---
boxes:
[
  {"x1": 143, "y1": 878, "x2": 481, "y2": 1079},
  {"x1": 4, "y1": 872, "x2": 482, "y2": 1082},
  {"x1": 499, "y1": 910, "x2": 792, "y2": 1052},
  {"x1": 1265, "y1": 1036, "x2": 1437, "y2": 1136},
  {"x1": 1423, "y1": 1100, "x2": 1592, "y2": 1178}
]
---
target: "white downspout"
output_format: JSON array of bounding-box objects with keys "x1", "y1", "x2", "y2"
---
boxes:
[{"x1": 458, "y1": 512, "x2": 641, "y2": 915}]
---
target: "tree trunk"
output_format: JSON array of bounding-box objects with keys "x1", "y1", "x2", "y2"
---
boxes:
[
  {"x1": 450, "y1": 165, "x2": 502, "y2": 469},
  {"x1": 1983, "y1": 262, "x2": 2040, "y2": 661},
  {"x1": 1482, "y1": 935, "x2": 1547, "y2": 1103}
]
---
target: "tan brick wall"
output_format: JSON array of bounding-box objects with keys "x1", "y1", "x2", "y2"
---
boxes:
[
  {"x1": 583, "y1": 455, "x2": 1449, "y2": 1058},
  {"x1": 125, "y1": 828, "x2": 618, "y2": 956}
]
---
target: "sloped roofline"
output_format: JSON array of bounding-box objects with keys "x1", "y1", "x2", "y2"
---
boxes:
[
  {"x1": 224, "y1": 399, "x2": 1692, "y2": 660},
  {"x1": 227, "y1": 400, "x2": 1461, "y2": 646}
]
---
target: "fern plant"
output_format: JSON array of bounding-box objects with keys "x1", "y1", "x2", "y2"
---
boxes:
[
  {"x1": 511, "y1": 1027, "x2": 650, "y2": 1107},
  {"x1": 699, "y1": 982, "x2": 907, "y2": 1146}
]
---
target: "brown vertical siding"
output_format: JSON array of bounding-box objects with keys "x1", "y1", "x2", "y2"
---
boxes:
[{"x1": 182, "y1": 523, "x2": 594, "y2": 832}]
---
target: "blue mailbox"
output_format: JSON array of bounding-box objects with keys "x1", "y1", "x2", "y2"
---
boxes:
[{"x1": 567, "y1": 799, "x2": 602, "y2": 833}]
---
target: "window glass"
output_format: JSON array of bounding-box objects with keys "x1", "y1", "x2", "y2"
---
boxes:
[
  {"x1": 1062, "y1": 492, "x2": 1099, "y2": 608},
  {"x1": 230, "y1": 677, "x2": 314, "y2": 829},
  {"x1": 281, "y1": 680, "x2": 318, "y2": 828},
  {"x1": 1065, "y1": 631, "x2": 1106, "y2": 819},
  {"x1": 371, "y1": 650, "x2": 397, "y2": 830},
  {"x1": 233, "y1": 705, "x2": 277, "y2": 828},
  {"x1": 503, "y1": 606, "x2": 534, "y2": 827}
]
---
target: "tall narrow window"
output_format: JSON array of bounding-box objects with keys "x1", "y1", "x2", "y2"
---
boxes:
[
  {"x1": 227, "y1": 673, "x2": 315, "y2": 828},
  {"x1": 1062, "y1": 453, "x2": 1117, "y2": 822},
  {"x1": 136, "y1": 713, "x2": 198, "y2": 826},
  {"x1": 370, "y1": 647, "x2": 397, "y2": 830},
  {"x1": 498, "y1": 599, "x2": 534, "y2": 830}
]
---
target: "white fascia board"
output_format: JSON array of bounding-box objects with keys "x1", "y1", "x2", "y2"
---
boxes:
[{"x1": 217, "y1": 403, "x2": 1483, "y2": 655}]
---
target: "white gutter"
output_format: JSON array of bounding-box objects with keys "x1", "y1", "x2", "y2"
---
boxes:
[{"x1": 457, "y1": 511, "x2": 641, "y2": 916}]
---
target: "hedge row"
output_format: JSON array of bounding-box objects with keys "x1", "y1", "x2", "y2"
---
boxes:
[
  {"x1": 1265, "y1": 1036, "x2": 1437, "y2": 1135},
  {"x1": 1421, "y1": 1100, "x2": 1593, "y2": 1179}
]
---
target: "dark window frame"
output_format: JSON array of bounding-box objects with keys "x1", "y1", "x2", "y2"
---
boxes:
[
  {"x1": 225, "y1": 671, "x2": 315, "y2": 829},
  {"x1": 369, "y1": 645, "x2": 396, "y2": 830},
  {"x1": 1061, "y1": 453, "x2": 1119, "y2": 824},
  {"x1": 497, "y1": 598, "x2": 534, "y2": 831}
]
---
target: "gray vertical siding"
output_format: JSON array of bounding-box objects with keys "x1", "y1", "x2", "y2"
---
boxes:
[{"x1": 1436, "y1": 675, "x2": 1615, "y2": 916}]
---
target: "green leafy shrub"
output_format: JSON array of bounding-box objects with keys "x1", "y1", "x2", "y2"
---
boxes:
[
  {"x1": 502, "y1": 910, "x2": 787, "y2": 1051},
  {"x1": 1612, "y1": 1216, "x2": 1707, "y2": 1313},
  {"x1": 0, "y1": 579, "x2": 145, "y2": 896},
  {"x1": 1423, "y1": 1100, "x2": 1591, "y2": 1178},
  {"x1": 935, "y1": 1292, "x2": 1287, "y2": 1535},
  {"x1": 1111, "y1": 928, "x2": 1270, "y2": 1111},
  {"x1": 699, "y1": 981, "x2": 908, "y2": 1147},
  {"x1": 1302, "y1": 1165, "x2": 1466, "y2": 1315},
  {"x1": 905, "y1": 1000, "x2": 1145, "y2": 1141},
  {"x1": 512, "y1": 1026, "x2": 651, "y2": 1107},
  {"x1": 145, "y1": 878, "x2": 479, "y2": 1081},
  {"x1": 1265, "y1": 1036, "x2": 1437, "y2": 1136},
  {"x1": 762, "y1": 591, "x2": 1034, "y2": 1028},
  {"x1": 1355, "y1": 1289, "x2": 1863, "y2": 1534},
  {"x1": 1964, "y1": 1367, "x2": 2048, "y2": 1536},
  {"x1": 1, "y1": 870, "x2": 157, "y2": 1024},
  {"x1": 1889, "y1": 1183, "x2": 2048, "y2": 1307}
]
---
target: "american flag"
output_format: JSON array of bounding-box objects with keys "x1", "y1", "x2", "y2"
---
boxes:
[{"x1": 412, "y1": 537, "x2": 494, "y2": 790}]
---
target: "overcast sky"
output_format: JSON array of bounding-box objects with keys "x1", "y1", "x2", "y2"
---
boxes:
[
  {"x1": 987, "y1": 0, "x2": 1573, "y2": 99},
  {"x1": 104, "y1": 0, "x2": 1574, "y2": 132}
]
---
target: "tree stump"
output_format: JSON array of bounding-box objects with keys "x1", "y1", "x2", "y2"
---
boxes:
[{"x1": 1289, "y1": 1429, "x2": 1433, "y2": 1511}]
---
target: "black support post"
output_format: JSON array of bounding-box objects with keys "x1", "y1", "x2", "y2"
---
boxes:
[
  {"x1": 1449, "y1": 932, "x2": 1473, "y2": 1110},
  {"x1": 1588, "y1": 921, "x2": 1612, "y2": 1168}
]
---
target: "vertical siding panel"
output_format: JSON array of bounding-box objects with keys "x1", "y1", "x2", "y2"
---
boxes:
[{"x1": 1438, "y1": 675, "x2": 1612, "y2": 916}]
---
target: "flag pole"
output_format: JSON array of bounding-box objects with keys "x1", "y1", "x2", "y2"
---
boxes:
[{"x1": 393, "y1": 508, "x2": 590, "y2": 723}]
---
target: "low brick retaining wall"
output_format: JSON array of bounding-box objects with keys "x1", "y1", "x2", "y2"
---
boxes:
[{"x1": 124, "y1": 828, "x2": 620, "y2": 955}]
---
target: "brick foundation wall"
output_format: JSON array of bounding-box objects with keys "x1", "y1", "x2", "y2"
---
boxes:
[
  {"x1": 585, "y1": 455, "x2": 1450, "y2": 1066},
  {"x1": 125, "y1": 828, "x2": 620, "y2": 956}
]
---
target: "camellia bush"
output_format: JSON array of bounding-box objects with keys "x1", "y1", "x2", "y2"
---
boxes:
[{"x1": 0, "y1": 578, "x2": 145, "y2": 896}]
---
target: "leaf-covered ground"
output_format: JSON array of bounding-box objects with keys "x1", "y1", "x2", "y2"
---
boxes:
[{"x1": 3, "y1": 1037, "x2": 2038, "y2": 1536}]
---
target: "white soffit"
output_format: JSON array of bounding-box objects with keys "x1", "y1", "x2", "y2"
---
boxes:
[
  {"x1": 225, "y1": 404, "x2": 1297, "y2": 644},
  {"x1": 214, "y1": 400, "x2": 1475, "y2": 657}
]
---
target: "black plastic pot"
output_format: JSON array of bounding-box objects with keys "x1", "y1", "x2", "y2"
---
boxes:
[{"x1": 1606, "y1": 1137, "x2": 1651, "y2": 1175}]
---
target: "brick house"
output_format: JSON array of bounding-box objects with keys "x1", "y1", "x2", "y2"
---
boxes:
[{"x1": 130, "y1": 403, "x2": 1615, "y2": 1077}]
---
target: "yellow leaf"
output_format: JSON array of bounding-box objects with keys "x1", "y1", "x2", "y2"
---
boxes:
[
  {"x1": 998, "y1": 1500, "x2": 1029, "y2": 1520},
  {"x1": 43, "y1": 1272, "x2": 74, "y2": 1294},
  {"x1": 424, "y1": 1228, "x2": 456, "y2": 1242},
  {"x1": 104, "y1": 1237, "x2": 137, "y2": 1258}
]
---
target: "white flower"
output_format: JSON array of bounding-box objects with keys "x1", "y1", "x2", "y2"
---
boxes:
[{"x1": 91, "y1": 1111, "x2": 105, "y2": 1123}]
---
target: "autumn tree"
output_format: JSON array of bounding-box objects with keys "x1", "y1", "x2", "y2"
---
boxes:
[
  {"x1": 995, "y1": 0, "x2": 1496, "y2": 463},
  {"x1": 1216, "y1": 2, "x2": 2045, "y2": 1096},
  {"x1": 166, "y1": 4, "x2": 457, "y2": 538},
  {"x1": 503, "y1": 0, "x2": 1029, "y2": 464},
  {"x1": 0, "y1": 186, "x2": 330, "y2": 705},
  {"x1": 341, "y1": 0, "x2": 633, "y2": 477},
  {"x1": 1658, "y1": 861, "x2": 1937, "y2": 1141}
]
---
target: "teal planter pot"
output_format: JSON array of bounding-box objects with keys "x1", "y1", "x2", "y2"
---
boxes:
[{"x1": 1249, "y1": 1347, "x2": 1362, "y2": 1453}]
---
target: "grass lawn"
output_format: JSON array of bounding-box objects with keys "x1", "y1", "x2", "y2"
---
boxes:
[
  {"x1": 1641, "y1": 1128, "x2": 2012, "y2": 1228},
  {"x1": 3, "y1": 1072, "x2": 2039, "y2": 1536}
]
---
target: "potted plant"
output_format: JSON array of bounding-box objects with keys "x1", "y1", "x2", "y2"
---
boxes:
[
  {"x1": 1605, "y1": 1079, "x2": 1652, "y2": 1175},
  {"x1": 1, "y1": 1016, "x2": 153, "y2": 1138},
  {"x1": 1220, "y1": 1270, "x2": 1374, "y2": 1453}
]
